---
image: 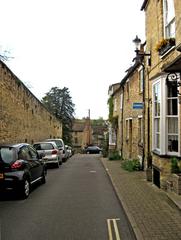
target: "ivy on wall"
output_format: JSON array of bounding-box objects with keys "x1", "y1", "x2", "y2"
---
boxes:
[{"x1": 107, "y1": 96, "x2": 118, "y2": 129}]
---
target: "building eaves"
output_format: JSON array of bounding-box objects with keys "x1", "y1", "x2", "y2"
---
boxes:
[
  {"x1": 111, "y1": 85, "x2": 121, "y2": 96},
  {"x1": 108, "y1": 82, "x2": 121, "y2": 97},
  {"x1": 141, "y1": 0, "x2": 149, "y2": 11},
  {"x1": 72, "y1": 122, "x2": 85, "y2": 132},
  {"x1": 120, "y1": 61, "x2": 140, "y2": 87},
  {"x1": 162, "y1": 54, "x2": 181, "y2": 72}
]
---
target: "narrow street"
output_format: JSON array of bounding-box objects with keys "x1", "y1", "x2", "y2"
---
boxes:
[{"x1": 0, "y1": 154, "x2": 136, "y2": 240}]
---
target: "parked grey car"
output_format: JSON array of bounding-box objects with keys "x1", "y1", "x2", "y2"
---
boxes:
[
  {"x1": 33, "y1": 142, "x2": 62, "y2": 168},
  {"x1": 44, "y1": 139, "x2": 68, "y2": 162}
]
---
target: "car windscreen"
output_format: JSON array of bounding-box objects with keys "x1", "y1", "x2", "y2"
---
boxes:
[
  {"x1": 53, "y1": 140, "x2": 63, "y2": 148},
  {"x1": 46, "y1": 139, "x2": 63, "y2": 149},
  {"x1": 0, "y1": 147, "x2": 15, "y2": 163},
  {"x1": 34, "y1": 143, "x2": 54, "y2": 150}
]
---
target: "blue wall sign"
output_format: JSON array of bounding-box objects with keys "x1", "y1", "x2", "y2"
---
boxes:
[{"x1": 133, "y1": 102, "x2": 143, "y2": 109}]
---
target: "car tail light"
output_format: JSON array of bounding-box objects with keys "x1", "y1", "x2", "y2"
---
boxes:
[
  {"x1": 52, "y1": 149, "x2": 58, "y2": 154},
  {"x1": 11, "y1": 160, "x2": 23, "y2": 169}
]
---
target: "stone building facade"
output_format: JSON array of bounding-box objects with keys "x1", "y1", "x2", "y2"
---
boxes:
[
  {"x1": 108, "y1": 83, "x2": 120, "y2": 150},
  {"x1": 72, "y1": 119, "x2": 88, "y2": 153},
  {"x1": 109, "y1": 63, "x2": 145, "y2": 168},
  {"x1": 108, "y1": 0, "x2": 181, "y2": 191},
  {"x1": 121, "y1": 63, "x2": 145, "y2": 167},
  {"x1": 141, "y1": 0, "x2": 181, "y2": 188},
  {"x1": 0, "y1": 60, "x2": 62, "y2": 144}
]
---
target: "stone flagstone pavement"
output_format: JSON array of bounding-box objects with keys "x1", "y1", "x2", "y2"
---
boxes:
[{"x1": 101, "y1": 158, "x2": 181, "y2": 240}]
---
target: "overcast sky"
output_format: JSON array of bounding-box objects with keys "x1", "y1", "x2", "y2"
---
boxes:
[{"x1": 0, "y1": 0, "x2": 145, "y2": 119}]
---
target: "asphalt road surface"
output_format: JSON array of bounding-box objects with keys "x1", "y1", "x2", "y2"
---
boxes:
[{"x1": 0, "y1": 154, "x2": 136, "y2": 240}]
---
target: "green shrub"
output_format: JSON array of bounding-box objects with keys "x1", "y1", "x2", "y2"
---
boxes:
[
  {"x1": 171, "y1": 157, "x2": 180, "y2": 173},
  {"x1": 108, "y1": 151, "x2": 121, "y2": 161},
  {"x1": 102, "y1": 138, "x2": 109, "y2": 158},
  {"x1": 121, "y1": 159, "x2": 141, "y2": 172}
]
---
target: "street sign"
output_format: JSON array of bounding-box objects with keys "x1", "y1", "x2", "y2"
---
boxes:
[{"x1": 133, "y1": 102, "x2": 143, "y2": 109}]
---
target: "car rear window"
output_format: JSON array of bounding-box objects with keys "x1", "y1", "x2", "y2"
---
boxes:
[
  {"x1": 0, "y1": 147, "x2": 15, "y2": 163},
  {"x1": 34, "y1": 143, "x2": 54, "y2": 150}
]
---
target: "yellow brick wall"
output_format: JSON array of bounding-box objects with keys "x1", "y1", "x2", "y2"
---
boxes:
[
  {"x1": 144, "y1": 0, "x2": 181, "y2": 187},
  {"x1": 122, "y1": 68, "x2": 144, "y2": 160},
  {"x1": 0, "y1": 61, "x2": 62, "y2": 144}
]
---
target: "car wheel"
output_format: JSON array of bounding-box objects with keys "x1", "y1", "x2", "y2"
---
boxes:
[
  {"x1": 56, "y1": 159, "x2": 59, "y2": 168},
  {"x1": 59, "y1": 157, "x2": 62, "y2": 165},
  {"x1": 20, "y1": 179, "x2": 30, "y2": 199},
  {"x1": 41, "y1": 170, "x2": 46, "y2": 184}
]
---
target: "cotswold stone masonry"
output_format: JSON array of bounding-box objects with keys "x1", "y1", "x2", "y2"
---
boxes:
[{"x1": 0, "y1": 60, "x2": 62, "y2": 144}]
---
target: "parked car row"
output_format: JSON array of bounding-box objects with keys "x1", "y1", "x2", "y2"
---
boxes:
[{"x1": 0, "y1": 139, "x2": 73, "y2": 199}]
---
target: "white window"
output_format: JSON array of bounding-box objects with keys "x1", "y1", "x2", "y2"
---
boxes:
[
  {"x1": 163, "y1": 0, "x2": 175, "y2": 38},
  {"x1": 152, "y1": 75, "x2": 179, "y2": 155},
  {"x1": 120, "y1": 93, "x2": 123, "y2": 110},
  {"x1": 114, "y1": 98, "x2": 117, "y2": 112},
  {"x1": 139, "y1": 68, "x2": 144, "y2": 93},
  {"x1": 166, "y1": 82, "x2": 178, "y2": 153},
  {"x1": 125, "y1": 118, "x2": 132, "y2": 141},
  {"x1": 109, "y1": 126, "x2": 116, "y2": 145},
  {"x1": 138, "y1": 116, "x2": 143, "y2": 143},
  {"x1": 153, "y1": 82, "x2": 161, "y2": 150},
  {"x1": 126, "y1": 119, "x2": 129, "y2": 140}
]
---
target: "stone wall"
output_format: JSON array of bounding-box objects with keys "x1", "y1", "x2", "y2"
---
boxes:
[
  {"x1": 144, "y1": 0, "x2": 181, "y2": 189},
  {"x1": 122, "y1": 67, "x2": 144, "y2": 161},
  {"x1": 0, "y1": 60, "x2": 62, "y2": 144}
]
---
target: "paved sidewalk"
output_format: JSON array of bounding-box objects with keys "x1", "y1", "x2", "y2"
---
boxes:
[{"x1": 101, "y1": 158, "x2": 181, "y2": 240}]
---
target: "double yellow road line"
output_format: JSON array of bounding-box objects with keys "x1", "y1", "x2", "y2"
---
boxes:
[{"x1": 107, "y1": 218, "x2": 121, "y2": 240}]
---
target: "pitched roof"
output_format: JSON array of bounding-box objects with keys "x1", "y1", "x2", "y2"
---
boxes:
[
  {"x1": 72, "y1": 121, "x2": 85, "y2": 132},
  {"x1": 120, "y1": 61, "x2": 140, "y2": 86}
]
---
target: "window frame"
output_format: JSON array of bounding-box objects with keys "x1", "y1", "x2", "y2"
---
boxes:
[
  {"x1": 138, "y1": 116, "x2": 143, "y2": 144},
  {"x1": 125, "y1": 118, "x2": 132, "y2": 141},
  {"x1": 163, "y1": 0, "x2": 175, "y2": 38},
  {"x1": 138, "y1": 67, "x2": 144, "y2": 93},
  {"x1": 120, "y1": 93, "x2": 123, "y2": 110},
  {"x1": 152, "y1": 75, "x2": 180, "y2": 156}
]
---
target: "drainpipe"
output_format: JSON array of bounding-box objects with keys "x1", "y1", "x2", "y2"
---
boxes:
[
  {"x1": 147, "y1": 68, "x2": 152, "y2": 168},
  {"x1": 141, "y1": 62, "x2": 145, "y2": 171}
]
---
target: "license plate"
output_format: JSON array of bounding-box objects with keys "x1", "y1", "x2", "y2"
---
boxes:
[{"x1": 0, "y1": 173, "x2": 4, "y2": 179}]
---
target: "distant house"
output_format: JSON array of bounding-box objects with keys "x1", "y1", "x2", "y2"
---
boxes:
[
  {"x1": 72, "y1": 119, "x2": 108, "y2": 153},
  {"x1": 92, "y1": 125, "x2": 108, "y2": 148},
  {"x1": 108, "y1": 83, "x2": 121, "y2": 151},
  {"x1": 72, "y1": 119, "x2": 87, "y2": 153}
]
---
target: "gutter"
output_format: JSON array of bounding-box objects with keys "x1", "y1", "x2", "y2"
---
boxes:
[{"x1": 141, "y1": 0, "x2": 149, "y2": 11}]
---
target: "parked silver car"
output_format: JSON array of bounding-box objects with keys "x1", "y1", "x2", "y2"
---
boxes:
[
  {"x1": 44, "y1": 139, "x2": 68, "y2": 162},
  {"x1": 33, "y1": 142, "x2": 62, "y2": 168},
  {"x1": 65, "y1": 145, "x2": 73, "y2": 158}
]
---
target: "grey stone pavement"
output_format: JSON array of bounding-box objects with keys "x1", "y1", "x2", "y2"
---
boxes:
[{"x1": 101, "y1": 158, "x2": 181, "y2": 240}]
